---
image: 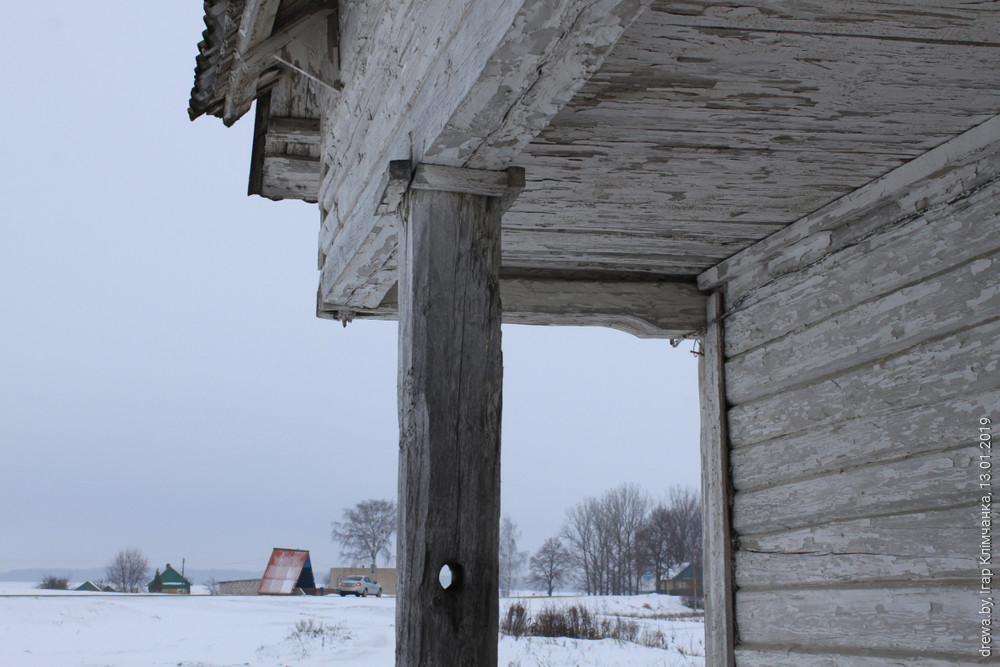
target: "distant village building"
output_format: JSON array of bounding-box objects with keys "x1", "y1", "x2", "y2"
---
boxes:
[
  {"x1": 75, "y1": 581, "x2": 102, "y2": 592},
  {"x1": 330, "y1": 567, "x2": 397, "y2": 596},
  {"x1": 659, "y1": 563, "x2": 703, "y2": 598},
  {"x1": 218, "y1": 578, "x2": 262, "y2": 596},
  {"x1": 148, "y1": 564, "x2": 191, "y2": 594},
  {"x1": 258, "y1": 548, "x2": 316, "y2": 595}
]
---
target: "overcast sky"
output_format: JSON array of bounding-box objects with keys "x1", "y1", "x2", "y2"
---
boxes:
[{"x1": 0, "y1": 2, "x2": 700, "y2": 579}]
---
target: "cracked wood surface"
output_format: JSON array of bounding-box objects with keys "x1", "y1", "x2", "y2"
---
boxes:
[
  {"x1": 716, "y1": 119, "x2": 999, "y2": 661},
  {"x1": 317, "y1": 0, "x2": 648, "y2": 312},
  {"x1": 396, "y1": 188, "x2": 502, "y2": 667}
]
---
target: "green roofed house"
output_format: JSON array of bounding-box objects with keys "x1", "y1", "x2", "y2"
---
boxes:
[
  {"x1": 148, "y1": 564, "x2": 191, "y2": 594},
  {"x1": 75, "y1": 581, "x2": 102, "y2": 592}
]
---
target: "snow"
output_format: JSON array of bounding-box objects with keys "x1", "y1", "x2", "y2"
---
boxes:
[{"x1": 0, "y1": 584, "x2": 704, "y2": 666}]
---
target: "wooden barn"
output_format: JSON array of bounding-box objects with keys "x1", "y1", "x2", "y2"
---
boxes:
[{"x1": 189, "y1": 1, "x2": 998, "y2": 665}]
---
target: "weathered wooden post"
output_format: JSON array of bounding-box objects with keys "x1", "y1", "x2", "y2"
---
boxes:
[{"x1": 395, "y1": 164, "x2": 522, "y2": 666}]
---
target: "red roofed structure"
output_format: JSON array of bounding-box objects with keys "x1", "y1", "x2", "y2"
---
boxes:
[{"x1": 257, "y1": 548, "x2": 316, "y2": 595}]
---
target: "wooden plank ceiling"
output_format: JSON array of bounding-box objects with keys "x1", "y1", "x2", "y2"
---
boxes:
[
  {"x1": 190, "y1": 0, "x2": 1000, "y2": 335},
  {"x1": 503, "y1": 0, "x2": 1000, "y2": 279}
]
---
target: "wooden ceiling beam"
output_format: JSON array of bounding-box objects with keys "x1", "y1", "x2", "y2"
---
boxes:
[
  {"x1": 317, "y1": 0, "x2": 651, "y2": 311},
  {"x1": 236, "y1": 0, "x2": 282, "y2": 54},
  {"x1": 423, "y1": 0, "x2": 654, "y2": 170},
  {"x1": 319, "y1": 277, "x2": 706, "y2": 339}
]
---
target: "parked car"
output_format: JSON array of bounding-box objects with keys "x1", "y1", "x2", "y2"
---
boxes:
[{"x1": 337, "y1": 575, "x2": 382, "y2": 597}]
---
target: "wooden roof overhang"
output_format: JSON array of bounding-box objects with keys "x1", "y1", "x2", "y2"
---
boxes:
[{"x1": 190, "y1": 0, "x2": 1000, "y2": 338}]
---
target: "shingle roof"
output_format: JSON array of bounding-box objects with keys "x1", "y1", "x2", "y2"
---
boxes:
[{"x1": 188, "y1": 0, "x2": 246, "y2": 121}]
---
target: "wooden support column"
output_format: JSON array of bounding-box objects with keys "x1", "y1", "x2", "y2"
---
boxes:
[
  {"x1": 396, "y1": 177, "x2": 504, "y2": 666},
  {"x1": 700, "y1": 291, "x2": 736, "y2": 666}
]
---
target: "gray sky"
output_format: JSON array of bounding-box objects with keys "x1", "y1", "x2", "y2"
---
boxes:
[{"x1": 0, "y1": 2, "x2": 700, "y2": 578}]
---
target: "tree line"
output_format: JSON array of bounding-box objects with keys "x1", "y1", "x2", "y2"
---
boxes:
[
  {"x1": 516, "y1": 483, "x2": 702, "y2": 596},
  {"x1": 333, "y1": 483, "x2": 701, "y2": 597},
  {"x1": 38, "y1": 546, "x2": 151, "y2": 592}
]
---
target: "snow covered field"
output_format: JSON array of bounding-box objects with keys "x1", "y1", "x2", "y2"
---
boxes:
[{"x1": 0, "y1": 583, "x2": 703, "y2": 666}]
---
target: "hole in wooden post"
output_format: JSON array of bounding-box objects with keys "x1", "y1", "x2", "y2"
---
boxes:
[{"x1": 438, "y1": 563, "x2": 463, "y2": 590}]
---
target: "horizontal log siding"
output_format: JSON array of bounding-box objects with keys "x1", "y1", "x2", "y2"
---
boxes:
[
  {"x1": 720, "y1": 139, "x2": 998, "y2": 663},
  {"x1": 735, "y1": 651, "x2": 983, "y2": 667}
]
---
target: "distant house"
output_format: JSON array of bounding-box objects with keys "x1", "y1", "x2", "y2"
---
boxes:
[
  {"x1": 148, "y1": 564, "x2": 191, "y2": 594},
  {"x1": 218, "y1": 579, "x2": 262, "y2": 595},
  {"x1": 75, "y1": 581, "x2": 102, "y2": 592},
  {"x1": 658, "y1": 563, "x2": 703, "y2": 597},
  {"x1": 258, "y1": 548, "x2": 316, "y2": 595}
]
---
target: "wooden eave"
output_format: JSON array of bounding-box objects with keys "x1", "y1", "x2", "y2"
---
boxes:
[
  {"x1": 192, "y1": 1, "x2": 1000, "y2": 338},
  {"x1": 312, "y1": 0, "x2": 1000, "y2": 337},
  {"x1": 190, "y1": 0, "x2": 335, "y2": 203}
]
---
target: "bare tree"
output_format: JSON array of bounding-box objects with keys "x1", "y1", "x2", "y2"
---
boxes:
[
  {"x1": 499, "y1": 514, "x2": 527, "y2": 596},
  {"x1": 528, "y1": 537, "x2": 572, "y2": 596},
  {"x1": 562, "y1": 496, "x2": 606, "y2": 595},
  {"x1": 562, "y1": 483, "x2": 650, "y2": 595},
  {"x1": 105, "y1": 546, "x2": 149, "y2": 593},
  {"x1": 331, "y1": 498, "x2": 397, "y2": 573},
  {"x1": 602, "y1": 483, "x2": 649, "y2": 595},
  {"x1": 636, "y1": 486, "x2": 702, "y2": 591},
  {"x1": 664, "y1": 486, "x2": 702, "y2": 570},
  {"x1": 636, "y1": 504, "x2": 675, "y2": 589}
]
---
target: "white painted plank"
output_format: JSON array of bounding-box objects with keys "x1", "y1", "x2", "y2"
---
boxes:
[
  {"x1": 699, "y1": 116, "x2": 1000, "y2": 293},
  {"x1": 731, "y1": 388, "x2": 1000, "y2": 491},
  {"x1": 424, "y1": 0, "x2": 653, "y2": 170},
  {"x1": 649, "y1": 0, "x2": 1000, "y2": 44},
  {"x1": 319, "y1": 278, "x2": 705, "y2": 339},
  {"x1": 699, "y1": 292, "x2": 736, "y2": 667},
  {"x1": 721, "y1": 175, "x2": 1000, "y2": 359},
  {"x1": 737, "y1": 587, "x2": 977, "y2": 656},
  {"x1": 317, "y1": 0, "x2": 528, "y2": 309},
  {"x1": 735, "y1": 506, "x2": 976, "y2": 589},
  {"x1": 736, "y1": 648, "x2": 981, "y2": 667},
  {"x1": 727, "y1": 317, "x2": 1000, "y2": 447},
  {"x1": 726, "y1": 249, "x2": 1000, "y2": 405},
  {"x1": 732, "y1": 447, "x2": 975, "y2": 535}
]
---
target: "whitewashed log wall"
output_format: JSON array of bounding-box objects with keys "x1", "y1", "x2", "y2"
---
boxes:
[{"x1": 700, "y1": 120, "x2": 999, "y2": 665}]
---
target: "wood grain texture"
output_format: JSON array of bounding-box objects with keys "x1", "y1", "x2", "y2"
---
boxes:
[
  {"x1": 411, "y1": 164, "x2": 524, "y2": 199},
  {"x1": 424, "y1": 0, "x2": 652, "y2": 169},
  {"x1": 700, "y1": 115, "x2": 1000, "y2": 294},
  {"x1": 732, "y1": 446, "x2": 976, "y2": 535},
  {"x1": 735, "y1": 648, "x2": 987, "y2": 667},
  {"x1": 396, "y1": 188, "x2": 502, "y2": 667},
  {"x1": 319, "y1": 277, "x2": 705, "y2": 338},
  {"x1": 735, "y1": 506, "x2": 977, "y2": 589},
  {"x1": 318, "y1": 0, "x2": 526, "y2": 309},
  {"x1": 727, "y1": 316, "x2": 1000, "y2": 448},
  {"x1": 737, "y1": 587, "x2": 977, "y2": 656},
  {"x1": 499, "y1": 278, "x2": 703, "y2": 337},
  {"x1": 224, "y1": 0, "x2": 337, "y2": 125},
  {"x1": 721, "y1": 172, "x2": 1000, "y2": 359},
  {"x1": 726, "y1": 249, "x2": 1000, "y2": 406},
  {"x1": 652, "y1": 0, "x2": 1000, "y2": 44},
  {"x1": 731, "y1": 388, "x2": 1000, "y2": 492},
  {"x1": 709, "y1": 109, "x2": 1000, "y2": 663},
  {"x1": 699, "y1": 292, "x2": 735, "y2": 667},
  {"x1": 246, "y1": 12, "x2": 336, "y2": 202},
  {"x1": 509, "y1": 6, "x2": 1000, "y2": 278}
]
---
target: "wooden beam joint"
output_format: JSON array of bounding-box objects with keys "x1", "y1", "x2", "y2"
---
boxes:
[{"x1": 376, "y1": 161, "x2": 526, "y2": 217}]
